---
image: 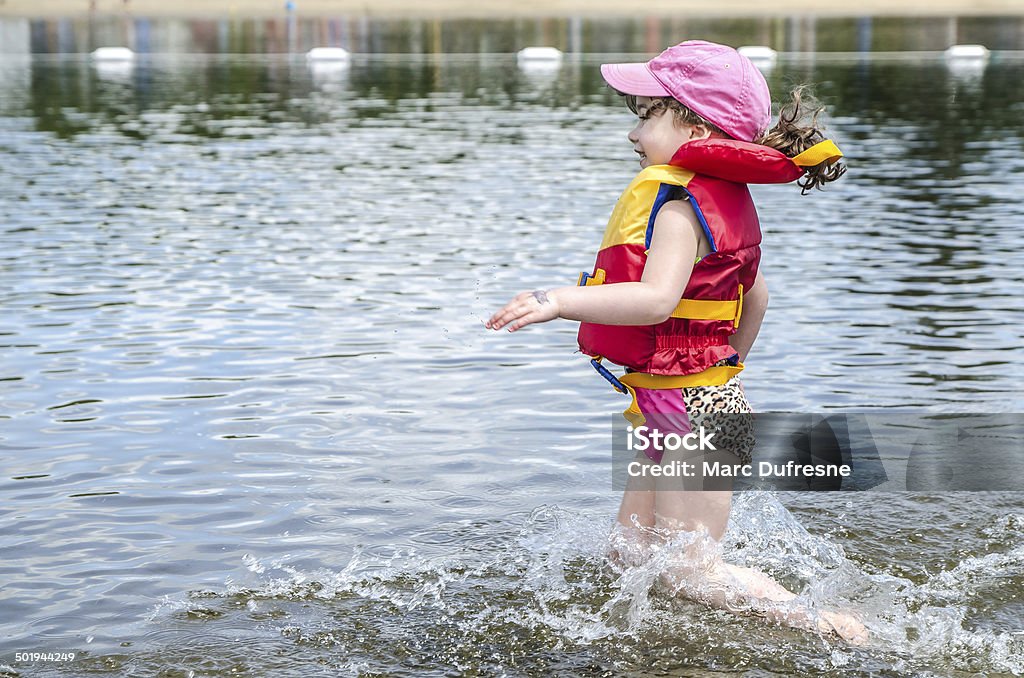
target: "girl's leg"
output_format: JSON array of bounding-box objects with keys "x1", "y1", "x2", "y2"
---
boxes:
[
  {"x1": 651, "y1": 450, "x2": 869, "y2": 644},
  {"x1": 607, "y1": 452, "x2": 659, "y2": 569},
  {"x1": 650, "y1": 376, "x2": 752, "y2": 573},
  {"x1": 653, "y1": 447, "x2": 737, "y2": 540},
  {"x1": 651, "y1": 446, "x2": 737, "y2": 587},
  {"x1": 615, "y1": 378, "x2": 868, "y2": 643},
  {"x1": 612, "y1": 386, "x2": 697, "y2": 565}
]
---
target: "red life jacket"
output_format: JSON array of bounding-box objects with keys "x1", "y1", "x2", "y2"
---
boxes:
[{"x1": 577, "y1": 138, "x2": 813, "y2": 384}]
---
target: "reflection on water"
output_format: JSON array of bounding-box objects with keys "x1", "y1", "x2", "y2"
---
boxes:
[
  {"x1": 3, "y1": 14, "x2": 1024, "y2": 55},
  {"x1": 1, "y1": 41, "x2": 1022, "y2": 677}
]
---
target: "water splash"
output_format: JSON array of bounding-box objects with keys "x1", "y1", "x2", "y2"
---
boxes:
[{"x1": 144, "y1": 497, "x2": 1024, "y2": 674}]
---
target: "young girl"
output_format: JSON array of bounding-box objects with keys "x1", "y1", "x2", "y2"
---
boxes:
[{"x1": 486, "y1": 40, "x2": 863, "y2": 643}]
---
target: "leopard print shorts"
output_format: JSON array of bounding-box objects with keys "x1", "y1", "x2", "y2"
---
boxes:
[{"x1": 681, "y1": 374, "x2": 755, "y2": 467}]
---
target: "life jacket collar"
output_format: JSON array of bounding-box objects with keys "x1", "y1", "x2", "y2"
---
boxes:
[{"x1": 669, "y1": 138, "x2": 841, "y2": 185}]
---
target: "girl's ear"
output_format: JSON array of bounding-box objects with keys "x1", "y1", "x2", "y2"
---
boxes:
[{"x1": 689, "y1": 124, "x2": 713, "y2": 140}]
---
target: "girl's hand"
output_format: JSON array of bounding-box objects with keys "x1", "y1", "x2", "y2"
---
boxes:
[{"x1": 485, "y1": 289, "x2": 561, "y2": 332}]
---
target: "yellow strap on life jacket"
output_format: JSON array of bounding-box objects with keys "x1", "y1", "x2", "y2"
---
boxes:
[
  {"x1": 618, "y1": 363, "x2": 745, "y2": 427},
  {"x1": 579, "y1": 269, "x2": 744, "y2": 328},
  {"x1": 670, "y1": 284, "x2": 744, "y2": 328},
  {"x1": 619, "y1": 364, "x2": 743, "y2": 391},
  {"x1": 791, "y1": 140, "x2": 843, "y2": 168}
]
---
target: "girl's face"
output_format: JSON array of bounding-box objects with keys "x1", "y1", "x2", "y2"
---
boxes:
[{"x1": 628, "y1": 96, "x2": 710, "y2": 169}]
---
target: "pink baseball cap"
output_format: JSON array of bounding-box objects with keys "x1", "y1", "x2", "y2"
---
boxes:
[{"x1": 601, "y1": 40, "x2": 771, "y2": 143}]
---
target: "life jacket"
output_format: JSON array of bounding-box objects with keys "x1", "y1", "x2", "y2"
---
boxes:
[{"x1": 577, "y1": 138, "x2": 842, "y2": 394}]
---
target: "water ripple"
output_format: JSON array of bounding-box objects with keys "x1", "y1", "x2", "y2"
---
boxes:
[{"x1": 1, "y1": 54, "x2": 1022, "y2": 676}]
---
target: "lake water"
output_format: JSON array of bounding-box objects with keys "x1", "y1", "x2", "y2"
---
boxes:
[{"x1": 1, "y1": 16, "x2": 1024, "y2": 677}]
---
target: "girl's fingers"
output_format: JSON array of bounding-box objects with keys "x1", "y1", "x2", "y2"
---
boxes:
[
  {"x1": 487, "y1": 303, "x2": 519, "y2": 329},
  {"x1": 508, "y1": 311, "x2": 538, "y2": 331},
  {"x1": 498, "y1": 305, "x2": 529, "y2": 330},
  {"x1": 486, "y1": 291, "x2": 549, "y2": 331},
  {"x1": 508, "y1": 301, "x2": 552, "y2": 331},
  {"x1": 486, "y1": 308, "x2": 514, "y2": 330},
  {"x1": 488, "y1": 300, "x2": 530, "y2": 331},
  {"x1": 486, "y1": 303, "x2": 513, "y2": 328},
  {"x1": 505, "y1": 308, "x2": 531, "y2": 331}
]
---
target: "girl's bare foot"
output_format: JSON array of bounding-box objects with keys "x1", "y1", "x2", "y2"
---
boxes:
[
  {"x1": 817, "y1": 609, "x2": 869, "y2": 645},
  {"x1": 612, "y1": 533, "x2": 870, "y2": 646}
]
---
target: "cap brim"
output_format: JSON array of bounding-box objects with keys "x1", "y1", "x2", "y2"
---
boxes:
[{"x1": 600, "y1": 63, "x2": 671, "y2": 96}]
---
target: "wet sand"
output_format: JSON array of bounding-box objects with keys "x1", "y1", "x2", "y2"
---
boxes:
[{"x1": 2, "y1": 0, "x2": 1023, "y2": 18}]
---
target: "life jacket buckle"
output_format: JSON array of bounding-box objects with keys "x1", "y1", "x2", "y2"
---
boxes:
[
  {"x1": 590, "y1": 357, "x2": 628, "y2": 395},
  {"x1": 578, "y1": 268, "x2": 606, "y2": 287}
]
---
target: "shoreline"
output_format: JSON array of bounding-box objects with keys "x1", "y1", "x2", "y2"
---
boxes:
[{"x1": 2, "y1": 0, "x2": 1024, "y2": 19}]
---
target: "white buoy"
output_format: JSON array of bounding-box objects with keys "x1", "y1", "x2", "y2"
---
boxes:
[
  {"x1": 306, "y1": 47, "x2": 350, "y2": 62},
  {"x1": 738, "y1": 45, "x2": 778, "y2": 69},
  {"x1": 91, "y1": 47, "x2": 135, "y2": 61},
  {"x1": 944, "y1": 44, "x2": 990, "y2": 61},
  {"x1": 944, "y1": 44, "x2": 989, "y2": 80},
  {"x1": 516, "y1": 46, "x2": 563, "y2": 64}
]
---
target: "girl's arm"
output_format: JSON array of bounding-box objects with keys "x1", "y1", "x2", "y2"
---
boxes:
[
  {"x1": 728, "y1": 269, "x2": 768, "y2": 362},
  {"x1": 486, "y1": 200, "x2": 701, "y2": 331}
]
